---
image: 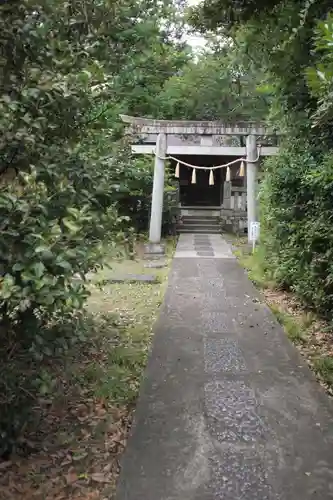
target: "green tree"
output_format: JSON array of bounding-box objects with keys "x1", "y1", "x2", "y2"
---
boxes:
[
  {"x1": 306, "y1": 13, "x2": 333, "y2": 126},
  {"x1": 158, "y1": 50, "x2": 268, "y2": 121},
  {"x1": 0, "y1": 0, "x2": 189, "y2": 454},
  {"x1": 188, "y1": 0, "x2": 333, "y2": 317}
]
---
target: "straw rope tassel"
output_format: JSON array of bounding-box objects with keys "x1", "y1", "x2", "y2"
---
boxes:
[
  {"x1": 239, "y1": 160, "x2": 245, "y2": 177},
  {"x1": 191, "y1": 168, "x2": 196, "y2": 184},
  {"x1": 209, "y1": 169, "x2": 214, "y2": 185},
  {"x1": 175, "y1": 162, "x2": 180, "y2": 178},
  {"x1": 226, "y1": 166, "x2": 231, "y2": 182}
]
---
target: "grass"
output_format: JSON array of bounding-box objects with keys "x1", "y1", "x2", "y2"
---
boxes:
[
  {"x1": 313, "y1": 356, "x2": 333, "y2": 386},
  {"x1": 229, "y1": 235, "x2": 277, "y2": 289},
  {"x1": 237, "y1": 250, "x2": 273, "y2": 288},
  {"x1": 77, "y1": 236, "x2": 175, "y2": 404},
  {"x1": 233, "y1": 237, "x2": 333, "y2": 394},
  {"x1": 269, "y1": 304, "x2": 310, "y2": 344},
  {"x1": 0, "y1": 237, "x2": 175, "y2": 500}
]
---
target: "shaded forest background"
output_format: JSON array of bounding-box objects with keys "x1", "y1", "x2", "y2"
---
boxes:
[{"x1": 0, "y1": 0, "x2": 333, "y2": 458}]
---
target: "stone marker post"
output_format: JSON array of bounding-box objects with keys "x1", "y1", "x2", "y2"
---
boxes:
[
  {"x1": 147, "y1": 132, "x2": 166, "y2": 256},
  {"x1": 246, "y1": 134, "x2": 258, "y2": 243}
]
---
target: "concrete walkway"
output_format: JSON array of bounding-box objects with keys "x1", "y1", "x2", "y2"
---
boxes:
[{"x1": 116, "y1": 234, "x2": 333, "y2": 500}]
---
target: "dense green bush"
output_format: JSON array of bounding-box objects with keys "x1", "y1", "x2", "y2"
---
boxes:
[
  {"x1": 0, "y1": 0, "x2": 187, "y2": 455},
  {"x1": 260, "y1": 138, "x2": 333, "y2": 315},
  {"x1": 189, "y1": 0, "x2": 333, "y2": 318},
  {"x1": 0, "y1": 169, "x2": 122, "y2": 323},
  {"x1": 0, "y1": 165, "x2": 126, "y2": 456}
]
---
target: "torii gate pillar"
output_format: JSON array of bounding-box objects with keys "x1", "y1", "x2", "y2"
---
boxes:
[
  {"x1": 246, "y1": 134, "x2": 258, "y2": 242},
  {"x1": 148, "y1": 132, "x2": 166, "y2": 249}
]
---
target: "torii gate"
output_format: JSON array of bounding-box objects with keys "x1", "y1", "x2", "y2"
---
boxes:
[{"x1": 120, "y1": 115, "x2": 279, "y2": 254}]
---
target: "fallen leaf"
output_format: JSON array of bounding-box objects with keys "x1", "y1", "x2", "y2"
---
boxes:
[
  {"x1": 72, "y1": 452, "x2": 88, "y2": 462},
  {"x1": 91, "y1": 472, "x2": 111, "y2": 483},
  {"x1": 103, "y1": 463, "x2": 113, "y2": 473},
  {"x1": 0, "y1": 461, "x2": 12, "y2": 470},
  {"x1": 66, "y1": 469, "x2": 78, "y2": 484}
]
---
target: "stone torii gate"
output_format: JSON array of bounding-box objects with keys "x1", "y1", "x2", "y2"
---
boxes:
[{"x1": 121, "y1": 115, "x2": 279, "y2": 254}]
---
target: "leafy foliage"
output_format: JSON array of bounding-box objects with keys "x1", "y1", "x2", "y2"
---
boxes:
[
  {"x1": 0, "y1": 169, "x2": 122, "y2": 323},
  {"x1": 306, "y1": 13, "x2": 333, "y2": 126},
  {"x1": 188, "y1": 0, "x2": 333, "y2": 318},
  {"x1": 0, "y1": 0, "x2": 189, "y2": 454},
  {"x1": 159, "y1": 51, "x2": 268, "y2": 121},
  {"x1": 261, "y1": 139, "x2": 333, "y2": 315},
  {"x1": 189, "y1": 0, "x2": 318, "y2": 33}
]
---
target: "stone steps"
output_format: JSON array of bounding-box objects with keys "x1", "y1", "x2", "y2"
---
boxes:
[
  {"x1": 177, "y1": 215, "x2": 220, "y2": 234},
  {"x1": 181, "y1": 217, "x2": 220, "y2": 224},
  {"x1": 177, "y1": 227, "x2": 221, "y2": 234}
]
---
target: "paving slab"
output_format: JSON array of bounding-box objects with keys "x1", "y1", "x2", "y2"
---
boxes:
[
  {"x1": 194, "y1": 238, "x2": 210, "y2": 243},
  {"x1": 144, "y1": 260, "x2": 167, "y2": 269},
  {"x1": 174, "y1": 234, "x2": 235, "y2": 259},
  {"x1": 116, "y1": 236, "x2": 333, "y2": 500},
  {"x1": 102, "y1": 273, "x2": 158, "y2": 283}
]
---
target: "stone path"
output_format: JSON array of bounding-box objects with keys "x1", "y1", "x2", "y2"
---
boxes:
[
  {"x1": 116, "y1": 235, "x2": 333, "y2": 500},
  {"x1": 175, "y1": 233, "x2": 234, "y2": 259}
]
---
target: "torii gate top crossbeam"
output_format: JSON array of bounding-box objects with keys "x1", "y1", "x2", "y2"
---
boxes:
[{"x1": 120, "y1": 115, "x2": 280, "y2": 137}]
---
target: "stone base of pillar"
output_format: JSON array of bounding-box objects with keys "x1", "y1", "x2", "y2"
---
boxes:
[{"x1": 143, "y1": 243, "x2": 165, "y2": 260}]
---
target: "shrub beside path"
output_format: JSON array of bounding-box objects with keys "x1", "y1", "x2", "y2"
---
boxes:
[{"x1": 0, "y1": 243, "x2": 173, "y2": 500}]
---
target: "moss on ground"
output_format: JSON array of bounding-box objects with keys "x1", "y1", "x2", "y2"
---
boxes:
[{"x1": 0, "y1": 237, "x2": 175, "y2": 500}]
